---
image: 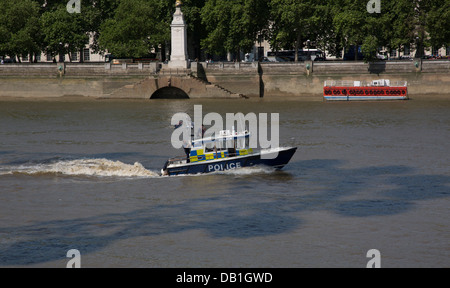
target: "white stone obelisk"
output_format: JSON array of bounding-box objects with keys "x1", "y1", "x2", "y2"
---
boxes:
[{"x1": 168, "y1": 1, "x2": 189, "y2": 69}]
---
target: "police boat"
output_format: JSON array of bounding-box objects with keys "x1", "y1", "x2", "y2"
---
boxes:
[{"x1": 161, "y1": 129, "x2": 297, "y2": 176}]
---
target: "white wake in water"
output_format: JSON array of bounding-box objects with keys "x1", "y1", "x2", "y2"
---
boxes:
[
  {"x1": 0, "y1": 159, "x2": 160, "y2": 178},
  {"x1": 215, "y1": 165, "x2": 276, "y2": 176},
  {"x1": 0, "y1": 159, "x2": 279, "y2": 178}
]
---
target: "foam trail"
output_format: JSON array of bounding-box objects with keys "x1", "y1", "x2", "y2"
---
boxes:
[
  {"x1": 0, "y1": 159, "x2": 160, "y2": 178},
  {"x1": 217, "y1": 165, "x2": 276, "y2": 176}
]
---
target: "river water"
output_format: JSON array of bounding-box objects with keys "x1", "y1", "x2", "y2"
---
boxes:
[{"x1": 0, "y1": 97, "x2": 448, "y2": 268}]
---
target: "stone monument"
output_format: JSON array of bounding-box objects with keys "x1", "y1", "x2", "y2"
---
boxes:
[{"x1": 168, "y1": 1, "x2": 189, "y2": 69}]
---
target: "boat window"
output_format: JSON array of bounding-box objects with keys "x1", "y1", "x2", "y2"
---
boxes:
[
  {"x1": 216, "y1": 140, "x2": 224, "y2": 150},
  {"x1": 237, "y1": 137, "x2": 245, "y2": 149},
  {"x1": 204, "y1": 141, "x2": 215, "y2": 150}
]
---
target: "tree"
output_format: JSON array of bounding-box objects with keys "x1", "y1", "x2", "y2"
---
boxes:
[
  {"x1": 200, "y1": 0, "x2": 231, "y2": 58},
  {"x1": 182, "y1": 0, "x2": 208, "y2": 60},
  {"x1": 98, "y1": 0, "x2": 170, "y2": 58},
  {"x1": 361, "y1": 35, "x2": 379, "y2": 62},
  {"x1": 40, "y1": 5, "x2": 90, "y2": 62},
  {"x1": 246, "y1": 0, "x2": 271, "y2": 59},
  {"x1": 84, "y1": 0, "x2": 122, "y2": 54},
  {"x1": 270, "y1": 0, "x2": 317, "y2": 62},
  {"x1": 201, "y1": 0, "x2": 270, "y2": 61},
  {"x1": 332, "y1": 0, "x2": 368, "y2": 61},
  {"x1": 426, "y1": 0, "x2": 450, "y2": 51},
  {"x1": 360, "y1": 3, "x2": 391, "y2": 62},
  {"x1": 332, "y1": 0, "x2": 397, "y2": 61},
  {"x1": 408, "y1": 0, "x2": 435, "y2": 58},
  {"x1": 381, "y1": 0, "x2": 449, "y2": 58},
  {"x1": 0, "y1": 0, "x2": 42, "y2": 62},
  {"x1": 313, "y1": 0, "x2": 339, "y2": 59}
]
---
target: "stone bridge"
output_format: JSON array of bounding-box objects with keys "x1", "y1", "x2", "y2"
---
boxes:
[
  {"x1": 106, "y1": 74, "x2": 245, "y2": 99},
  {"x1": 0, "y1": 63, "x2": 247, "y2": 99}
]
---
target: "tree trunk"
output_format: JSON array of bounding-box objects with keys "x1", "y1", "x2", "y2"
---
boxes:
[{"x1": 295, "y1": 32, "x2": 301, "y2": 62}]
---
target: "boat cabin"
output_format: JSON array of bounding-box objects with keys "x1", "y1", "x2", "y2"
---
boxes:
[{"x1": 189, "y1": 129, "x2": 253, "y2": 163}]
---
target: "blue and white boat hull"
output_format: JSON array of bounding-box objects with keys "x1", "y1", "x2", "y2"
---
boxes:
[{"x1": 162, "y1": 147, "x2": 297, "y2": 176}]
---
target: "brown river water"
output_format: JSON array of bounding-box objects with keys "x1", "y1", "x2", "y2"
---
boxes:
[{"x1": 0, "y1": 97, "x2": 448, "y2": 267}]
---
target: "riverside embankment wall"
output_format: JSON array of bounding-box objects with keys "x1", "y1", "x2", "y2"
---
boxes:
[
  {"x1": 0, "y1": 60, "x2": 449, "y2": 100},
  {"x1": 200, "y1": 60, "x2": 450, "y2": 100}
]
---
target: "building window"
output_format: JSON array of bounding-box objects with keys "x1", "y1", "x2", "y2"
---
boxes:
[
  {"x1": 71, "y1": 52, "x2": 78, "y2": 61},
  {"x1": 47, "y1": 54, "x2": 53, "y2": 62},
  {"x1": 390, "y1": 49, "x2": 397, "y2": 58},
  {"x1": 432, "y1": 47, "x2": 439, "y2": 56},
  {"x1": 446, "y1": 46, "x2": 450, "y2": 56},
  {"x1": 404, "y1": 45, "x2": 410, "y2": 56},
  {"x1": 22, "y1": 54, "x2": 28, "y2": 62},
  {"x1": 83, "y1": 48, "x2": 90, "y2": 61},
  {"x1": 35, "y1": 54, "x2": 41, "y2": 62}
]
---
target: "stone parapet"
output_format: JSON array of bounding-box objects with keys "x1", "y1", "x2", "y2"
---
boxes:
[{"x1": 0, "y1": 60, "x2": 449, "y2": 99}]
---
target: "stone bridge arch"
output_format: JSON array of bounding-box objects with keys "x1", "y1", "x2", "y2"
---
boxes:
[
  {"x1": 106, "y1": 75, "x2": 243, "y2": 99},
  {"x1": 151, "y1": 75, "x2": 193, "y2": 99},
  {"x1": 151, "y1": 86, "x2": 189, "y2": 99}
]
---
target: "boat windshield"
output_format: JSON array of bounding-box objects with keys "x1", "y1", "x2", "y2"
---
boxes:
[{"x1": 192, "y1": 130, "x2": 250, "y2": 150}]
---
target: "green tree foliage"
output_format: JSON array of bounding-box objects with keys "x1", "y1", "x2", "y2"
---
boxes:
[
  {"x1": 333, "y1": 0, "x2": 369, "y2": 60},
  {"x1": 201, "y1": 0, "x2": 270, "y2": 61},
  {"x1": 36, "y1": 0, "x2": 121, "y2": 56},
  {"x1": 0, "y1": 0, "x2": 42, "y2": 61},
  {"x1": 332, "y1": 0, "x2": 417, "y2": 61},
  {"x1": 270, "y1": 0, "x2": 318, "y2": 61},
  {"x1": 313, "y1": 0, "x2": 339, "y2": 58},
  {"x1": 425, "y1": 0, "x2": 450, "y2": 51},
  {"x1": 40, "y1": 5, "x2": 90, "y2": 62},
  {"x1": 384, "y1": 0, "x2": 416, "y2": 52},
  {"x1": 182, "y1": 0, "x2": 209, "y2": 60},
  {"x1": 0, "y1": 0, "x2": 448, "y2": 62},
  {"x1": 200, "y1": 0, "x2": 232, "y2": 57},
  {"x1": 98, "y1": 0, "x2": 170, "y2": 58},
  {"x1": 84, "y1": 0, "x2": 122, "y2": 53}
]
